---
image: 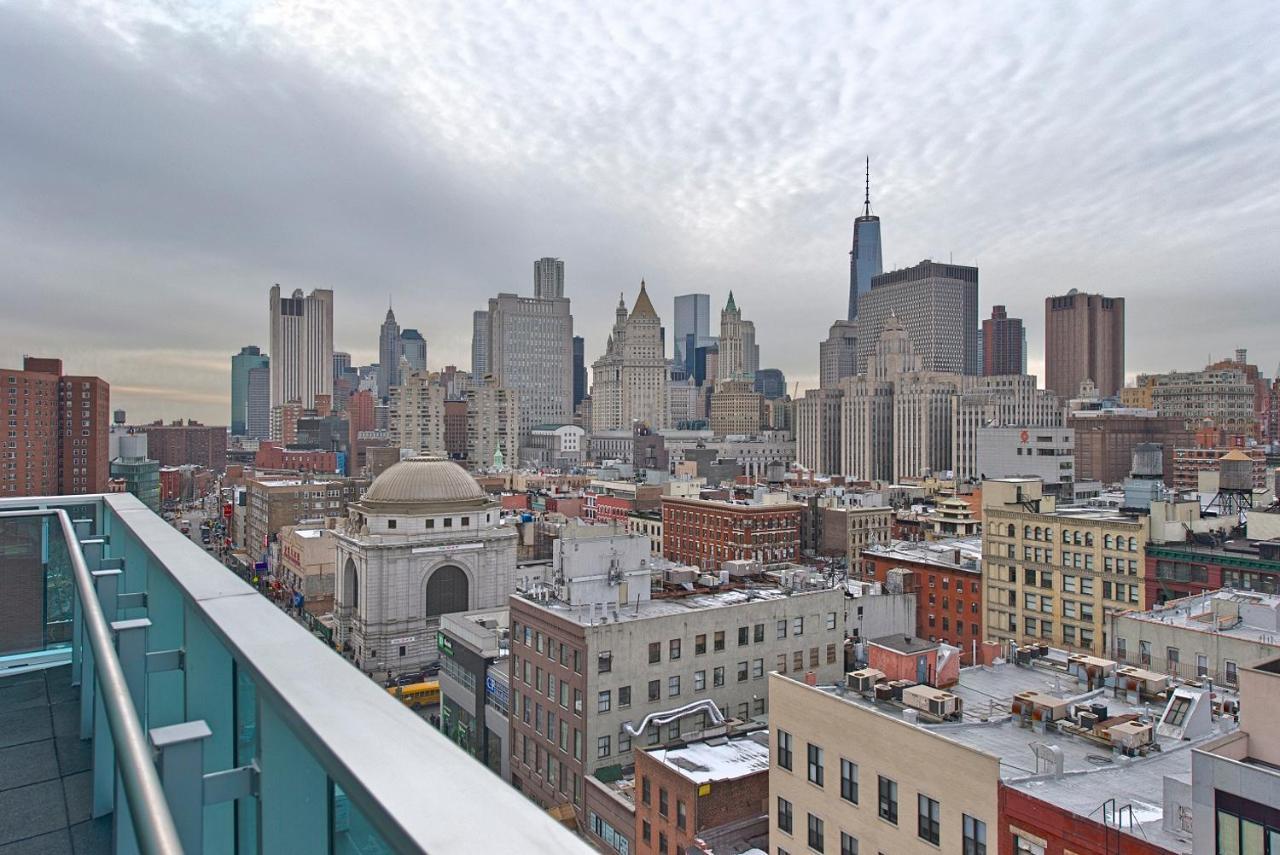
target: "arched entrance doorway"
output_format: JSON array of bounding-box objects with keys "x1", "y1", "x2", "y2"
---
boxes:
[{"x1": 425, "y1": 565, "x2": 469, "y2": 618}]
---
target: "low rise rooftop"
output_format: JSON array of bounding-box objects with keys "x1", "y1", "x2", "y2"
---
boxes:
[
  {"x1": 515, "y1": 581, "x2": 837, "y2": 626},
  {"x1": 643, "y1": 730, "x2": 771, "y2": 785},
  {"x1": 811, "y1": 654, "x2": 1239, "y2": 853},
  {"x1": 1120, "y1": 588, "x2": 1280, "y2": 644},
  {"x1": 864, "y1": 536, "x2": 982, "y2": 571}
]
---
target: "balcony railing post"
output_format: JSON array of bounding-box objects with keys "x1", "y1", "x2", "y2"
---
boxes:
[
  {"x1": 83, "y1": 568, "x2": 122, "y2": 740},
  {"x1": 113, "y1": 617, "x2": 151, "y2": 855},
  {"x1": 151, "y1": 720, "x2": 212, "y2": 855},
  {"x1": 70, "y1": 518, "x2": 93, "y2": 686}
]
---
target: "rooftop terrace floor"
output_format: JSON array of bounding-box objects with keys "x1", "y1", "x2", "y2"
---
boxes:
[{"x1": 0, "y1": 665, "x2": 110, "y2": 855}]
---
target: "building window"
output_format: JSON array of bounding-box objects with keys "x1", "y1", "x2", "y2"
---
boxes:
[
  {"x1": 659, "y1": 788, "x2": 668, "y2": 818},
  {"x1": 917, "y1": 794, "x2": 940, "y2": 844},
  {"x1": 695, "y1": 634, "x2": 707, "y2": 655},
  {"x1": 714, "y1": 631, "x2": 725, "y2": 652},
  {"x1": 1226, "y1": 660, "x2": 1238, "y2": 685},
  {"x1": 840, "y1": 759, "x2": 858, "y2": 803},
  {"x1": 641, "y1": 776, "x2": 650, "y2": 805},
  {"x1": 658, "y1": 832, "x2": 667, "y2": 854},
  {"x1": 668, "y1": 675, "x2": 681, "y2": 697},
  {"x1": 777, "y1": 729, "x2": 793, "y2": 770},
  {"x1": 649, "y1": 642, "x2": 662, "y2": 664},
  {"x1": 962, "y1": 815, "x2": 986, "y2": 855},
  {"x1": 597, "y1": 736, "x2": 610, "y2": 758},
  {"x1": 670, "y1": 638, "x2": 681, "y2": 660},
  {"x1": 752, "y1": 658, "x2": 764, "y2": 678},
  {"x1": 713, "y1": 666, "x2": 724, "y2": 687},
  {"x1": 807, "y1": 814, "x2": 825, "y2": 853},
  {"x1": 598, "y1": 651, "x2": 612, "y2": 673},
  {"x1": 648, "y1": 680, "x2": 661, "y2": 702},
  {"x1": 694, "y1": 670, "x2": 706, "y2": 691},
  {"x1": 676, "y1": 800, "x2": 687, "y2": 830},
  {"x1": 737, "y1": 662, "x2": 749, "y2": 682},
  {"x1": 807, "y1": 743, "x2": 824, "y2": 787},
  {"x1": 597, "y1": 691, "x2": 611, "y2": 713},
  {"x1": 777, "y1": 619, "x2": 788, "y2": 639},
  {"x1": 792, "y1": 617, "x2": 804, "y2": 636},
  {"x1": 738, "y1": 626, "x2": 750, "y2": 646},
  {"x1": 641, "y1": 819, "x2": 650, "y2": 843},
  {"x1": 840, "y1": 831, "x2": 858, "y2": 855},
  {"x1": 777, "y1": 797, "x2": 793, "y2": 834},
  {"x1": 1012, "y1": 835, "x2": 1044, "y2": 855},
  {"x1": 754, "y1": 623, "x2": 765, "y2": 643},
  {"x1": 877, "y1": 777, "x2": 897, "y2": 824}
]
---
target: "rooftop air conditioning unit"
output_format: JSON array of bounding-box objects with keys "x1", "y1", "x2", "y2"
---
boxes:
[{"x1": 846, "y1": 668, "x2": 884, "y2": 693}]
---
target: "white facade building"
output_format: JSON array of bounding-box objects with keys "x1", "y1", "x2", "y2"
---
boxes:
[{"x1": 333, "y1": 457, "x2": 518, "y2": 675}]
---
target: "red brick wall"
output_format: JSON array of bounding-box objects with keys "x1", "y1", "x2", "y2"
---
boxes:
[
  {"x1": 999, "y1": 783, "x2": 1171, "y2": 855},
  {"x1": 864, "y1": 554, "x2": 984, "y2": 664}
]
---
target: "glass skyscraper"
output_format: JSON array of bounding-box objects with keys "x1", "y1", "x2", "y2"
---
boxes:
[
  {"x1": 231, "y1": 345, "x2": 269, "y2": 436},
  {"x1": 847, "y1": 158, "x2": 883, "y2": 320}
]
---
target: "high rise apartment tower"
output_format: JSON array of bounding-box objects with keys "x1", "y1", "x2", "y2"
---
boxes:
[
  {"x1": 1044, "y1": 291, "x2": 1125, "y2": 399},
  {"x1": 268, "y1": 284, "x2": 334, "y2": 410},
  {"x1": 981, "y1": 305, "x2": 1024, "y2": 376}
]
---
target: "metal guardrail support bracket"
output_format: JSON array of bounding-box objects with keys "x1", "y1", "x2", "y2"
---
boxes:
[
  {"x1": 151, "y1": 721, "x2": 214, "y2": 855},
  {"x1": 203, "y1": 763, "x2": 259, "y2": 805},
  {"x1": 146, "y1": 649, "x2": 184, "y2": 673},
  {"x1": 118, "y1": 592, "x2": 149, "y2": 610}
]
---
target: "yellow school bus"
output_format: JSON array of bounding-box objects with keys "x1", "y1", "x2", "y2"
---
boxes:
[{"x1": 388, "y1": 680, "x2": 440, "y2": 709}]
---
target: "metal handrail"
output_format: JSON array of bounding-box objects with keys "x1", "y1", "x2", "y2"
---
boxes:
[{"x1": 2, "y1": 508, "x2": 183, "y2": 854}]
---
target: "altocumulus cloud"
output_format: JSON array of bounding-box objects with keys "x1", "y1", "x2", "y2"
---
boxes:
[{"x1": 1, "y1": 0, "x2": 1278, "y2": 422}]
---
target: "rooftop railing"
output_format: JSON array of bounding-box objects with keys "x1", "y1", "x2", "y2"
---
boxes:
[{"x1": 0, "y1": 493, "x2": 593, "y2": 854}]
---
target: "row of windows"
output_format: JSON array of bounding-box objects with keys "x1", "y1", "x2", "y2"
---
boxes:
[{"x1": 776, "y1": 729, "x2": 986, "y2": 851}]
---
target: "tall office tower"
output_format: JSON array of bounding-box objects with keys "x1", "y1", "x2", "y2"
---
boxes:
[
  {"x1": 673, "y1": 293, "x2": 712, "y2": 368},
  {"x1": 754, "y1": 368, "x2": 787, "y2": 400},
  {"x1": 377, "y1": 306, "x2": 402, "y2": 400},
  {"x1": 533, "y1": 257, "x2": 565, "y2": 299},
  {"x1": 819, "y1": 320, "x2": 858, "y2": 389},
  {"x1": 847, "y1": 157, "x2": 883, "y2": 320},
  {"x1": 982, "y1": 305, "x2": 1025, "y2": 376},
  {"x1": 840, "y1": 317, "x2": 962, "y2": 482},
  {"x1": 1044, "y1": 291, "x2": 1126, "y2": 399},
  {"x1": 471, "y1": 310, "x2": 490, "y2": 378},
  {"x1": 231, "y1": 346, "x2": 269, "y2": 436},
  {"x1": 718, "y1": 292, "x2": 757, "y2": 382},
  {"x1": 795, "y1": 388, "x2": 844, "y2": 476},
  {"x1": 388, "y1": 371, "x2": 447, "y2": 456},
  {"x1": 0, "y1": 357, "x2": 109, "y2": 497},
  {"x1": 400, "y1": 329, "x2": 427, "y2": 374},
  {"x1": 485, "y1": 289, "x2": 574, "y2": 438},
  {"x1": 590, "y1": 283, "x2": 669, "y2": 432},
  {"x1": 465, "y1": 376, "x2": 520, "y2": 469},
  {"x1": 268, "y1": 284, "x2": 334, "y2": 410},
  {"x1": 855, "y1": 260, "x2": 979, "y2": 376},
  {"x1": 246, "y1": 366, "x2": 271, "y2": 440},
  {"x1": 332, "y1": 351, "x2": 352, "y2": 380},
  {"x1": 572, "y1": 335, "x2": 587, "y2": 408}
]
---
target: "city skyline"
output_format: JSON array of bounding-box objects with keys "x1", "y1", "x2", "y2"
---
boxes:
[{"x1": 2, "y1": 2, "x2": 1278, "y2": 424}]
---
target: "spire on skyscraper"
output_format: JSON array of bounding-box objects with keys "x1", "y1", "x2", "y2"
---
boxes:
[
  {"x1": 864, "y1": 156, "x2": 871, "y2": 217},
  {"x1": 726, "y1": 291, "x2": 736, "y2": 312}
]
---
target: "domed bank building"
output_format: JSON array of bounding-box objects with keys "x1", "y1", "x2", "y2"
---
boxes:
[{"x1": 333, "y1": 456, "x2": 517, "y2": 674}]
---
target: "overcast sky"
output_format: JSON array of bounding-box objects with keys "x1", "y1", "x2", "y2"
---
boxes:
[{"x1": 2, "y1": 1, "x2": 1278, "y2": 424}]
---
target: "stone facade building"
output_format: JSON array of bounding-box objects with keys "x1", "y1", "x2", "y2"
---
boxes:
[
  {"x1": 717, "y1": 292, "x2": 758, "y2": 382},
  {"x1": 465, "y1": 376, "x2": 520, "y2": 469},
  {"x1": 388, "y1": 371, "x2": 447, "y2": 457},
  {"x1": 333, "y1": 457, "x2": 518, "y2": 676},
  {"x1": 590, "y1": 283, "x2": 669, "y2": 433}
]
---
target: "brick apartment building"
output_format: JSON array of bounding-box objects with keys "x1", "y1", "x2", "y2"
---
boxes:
[
  {"x1": 254, "y1": 442, "x2": 340, "y2": 474},
  {"x1": 863, "y1": 538, "x2": 985, "y2": 664},
  {"x1": 1067, "y1": 412, "x2": 1192, "y2": 485},
  {"x1": 143, "y1": 419, "x2": 228, "y2": 471},
  {"x1": 632, "y1": 731, "x2": 769, "y2": 855},
  {"x1": 661, "y1": 496, "x2": 803, "y2": 571},
  {"x1": 2, "y1": 357, "x2": 109, "y2": 497}
]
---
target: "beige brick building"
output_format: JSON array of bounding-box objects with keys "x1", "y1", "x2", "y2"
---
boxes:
[
  {"x1": 981, "y1": 477, "x2": 1148, "y2": 656},
  {"x1": 769, "y1": 672, "x2": 999, "y2": 855}
]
